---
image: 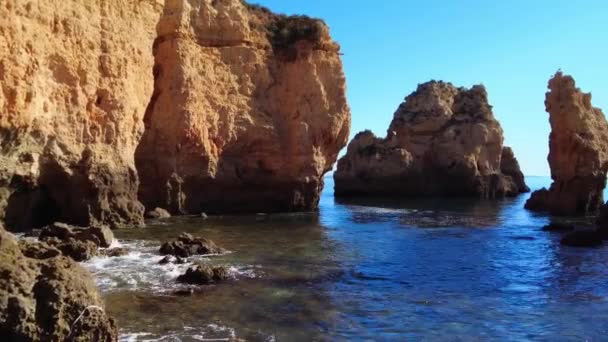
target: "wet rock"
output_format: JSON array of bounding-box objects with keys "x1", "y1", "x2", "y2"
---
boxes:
[
  {"x1": 100, "y1": 247, "x2": 129, "y2": 258},
  {"x1": 560, "y1": 230, "x2": 603, "y2": 247},
  {"x1": 334, "y1": 81, "x2": 528, "y2": 198},
  {"x1": 145, "y1": 208, "x2": 171, "y2": 220},
  {"x1": 158, "y1": 255, "x2": 187, "y2": 265},
  {"x1": 526, "y1": 72, "x2": 608, "y2": 216},
  {"x1": 43, "y1": 237, "x2": 99, "y2": 262},
  {"x1": 176, "y1": 265, "x2": 229, "y2": 285},
  {"x1": 159, "y1": 233, "x2": 226, "y2": 258},
  {"x1": 0, "y1": 224, "x2": 117, "y2": 340},
  {"x1": 39, "y1": 222, "x2": 114, "y2": 248},
  {"x1": 542, "y1": 222, "x2": 575, "y2": 232}
]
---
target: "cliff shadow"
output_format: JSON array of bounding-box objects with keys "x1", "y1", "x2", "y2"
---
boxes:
[{"x1": 4, "y1": 183, "x2": 59, "y2": 232}]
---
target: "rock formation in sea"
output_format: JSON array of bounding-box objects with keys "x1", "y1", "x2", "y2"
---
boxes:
[
  {"x1": 135, "y1": 0, "x2": 350, "y2": 214},
  {"x1": 334, "y1": 81, "x2": 529, "y2": 198},
  {"x1": 0, "y1": 0, "x2": 350, "y2": 230},
  {"x1": 0, "y1": 223, "x2": 117, "y2": 340},
  {"x1": 525, "y1": 72, "x2": 608, "y2": 215}
]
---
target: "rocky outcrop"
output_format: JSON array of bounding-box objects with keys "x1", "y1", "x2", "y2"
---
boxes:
[
  {"x1": 334, "y1": 81, "x2": 528, "y2": 198},
  {"x1": 0, "y1": 0, "x2": 164, "y2": 230},
  {"x1": 0, "y1": 224, "x2": 117, "y2": 340},
  {"x1": 159, "y1": 233, "x2": 225, "y2": 257},
  {"x1": 525, "y1": 72, "x2": 608, "y2": 216},
  {"x1": 0, "y1": 0, "x2": 349, "y2": 230},
  {"x1": 135, "y1": 0, "x2": 350, "y2": 214},
  {"x1": 176, "y1": 264, "x2": 229, "y2": 285}
]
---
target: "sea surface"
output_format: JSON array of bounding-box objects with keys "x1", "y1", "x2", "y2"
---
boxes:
[{"x1": 83, "y1": 176, "x2": 608, "y2": 341}]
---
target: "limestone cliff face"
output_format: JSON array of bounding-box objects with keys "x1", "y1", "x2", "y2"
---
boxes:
[
  {"x1": 0, "y1": 0, "x2": 350, "y2": 228},
  {"x1": 334, "y1": 81, "x2": 528, "y2": 198},
  {"x1": 135, "y1": 0, "x2": 350, "y2": 214},
  {"x1": 525, "y1": 72, "x2": 608, "y2": 215},
  {"x1": 0, "y1": 0, "x2": 164, "y2": 230}
]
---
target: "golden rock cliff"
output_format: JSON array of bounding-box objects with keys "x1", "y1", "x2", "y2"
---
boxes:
[
  {"x1": 525, "y1": 72, "x2": 608, "y2": 215},
  {"x1": 0, "y1": 0, "x2": 351, "y2": 229},
  {"x1": 334, "y1": 81, "x2": 528, "y2": 198},
  {"x1": 135, "y1": 0, "x2": 350, "y2": 214},
  {"x1": 0, "y1": 0, "x2": 164, "y2": 230}
]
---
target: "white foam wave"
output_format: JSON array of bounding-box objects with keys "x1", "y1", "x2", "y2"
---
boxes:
[
  {"x1": 119, "y1": 324, "x2": 236, "y2": 342},
  {"x1": 84, "y1": 239, "x2": 259, "y2": 293}
]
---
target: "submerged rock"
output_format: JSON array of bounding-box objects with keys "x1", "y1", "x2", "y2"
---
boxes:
[
  {"x1": 542, "y1": 222, "x2": 575, "y2": 232},
  {"x1": 136, "y1": 0, "x2": 350, "y2": 215},
  {"x1": 159, "y1": 233, "x2": 226, "y2": 258},
  {"x1": 145, "y1": 208, "x2": 171, "y2": 220},
  {"x1": 0, "y1": 224, "x2": 117, "y2": 340},
  {"x1": 526, "y1": 72, "x2": 608, "y2": 216},
  {"x1": 100, "y1": 247, "x2": 130, "y2": 258},
  {"x1": 560, "y1": 230, "x2": 603, "y2": 247},
  {"x1": 158, "y1": 255, "x2": 187, "y2": 265},
  {"x1": 176, "y1": 264, "x2": 229, "y2": 285},
  {"x1": 334, "y1": 81, "x2": 528, "y2": 198}
]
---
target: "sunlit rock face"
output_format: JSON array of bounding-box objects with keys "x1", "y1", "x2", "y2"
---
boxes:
[
  {"x1": 0, "y1": 0, "x2": 350, "y2": 229},
  {"x1": 525, "y1": 72, "x2": 608, "y2": 216},
  {"x1": 0, "y1": 0, "x2": 164, "y2": 230},
  {"x1": 135, "y1": 0, "x2": 350, "y2": 214},
  {"x1": 334, "y1": 81, "x2": 528, "y2": 198}
]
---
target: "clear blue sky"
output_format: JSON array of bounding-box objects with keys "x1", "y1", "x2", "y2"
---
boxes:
[{"x1": 253, "y1": 0, "x2": 608, "y2": 176}]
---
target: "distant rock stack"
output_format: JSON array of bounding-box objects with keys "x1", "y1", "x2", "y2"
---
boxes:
[
  {"x1": 525, "y1": 72, "x2": 608, "y2": 216},
  {"x1": 334, "y1": 81, "x2": 529, "y2": 198}
]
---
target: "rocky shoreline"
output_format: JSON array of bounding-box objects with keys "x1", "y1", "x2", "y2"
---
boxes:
[{"x1": 2, "y1": 0, "x2": 608, "y2": 340}]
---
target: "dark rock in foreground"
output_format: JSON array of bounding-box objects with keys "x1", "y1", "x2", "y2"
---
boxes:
[
  {"x1": 160, "y1": 233, "x2": 226, "y2": 258},
  {"x1": 177, "y1": 264, "x2": 229, "y2": 285},
  {"x1": 159, "y1": 255, "x2": 187, "y2": 265},
  {"x1": 560, "y1": 230, "x2": 603, "y2": 247},
  {"x1": 542, "y1": 222, "x2": 575, "y2": 232},
  {"x1": 0, "y1": 224, "x2": 117, "y2": 340}
]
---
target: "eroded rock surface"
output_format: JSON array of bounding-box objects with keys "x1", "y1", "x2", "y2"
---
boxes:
[
  {"x1": 160, "y1": 233, "x2": 225, "y2": 257},
  {"x1": 1, "y1": 0, "x2": 350, "y2": 228},
  {"x1": 0, "y1": 224, "x2": 117, "y2": 340},
  {"x1": 525, "y1": 72, "x2": 608, "y2": 215},
  {"x1": 334, "y1": 81, "x2": 528, "y2": 198},
  {"x1": 176, "y1": 264, "x2": 229, "y2": 285},
  {"x1": 136, "y1": 0, "x2": 350, "y2": 214},
  {"x1": 0, "y1": 0, "x2": 164, "y2": 230}
]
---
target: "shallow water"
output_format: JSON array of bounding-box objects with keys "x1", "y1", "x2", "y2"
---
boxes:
[{"x1": 83, "y1": 176, "x2": 608, "y2": 341}]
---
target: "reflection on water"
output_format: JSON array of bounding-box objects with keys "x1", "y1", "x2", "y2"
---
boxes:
[{"x1": 86, "y1": 176, "x2": 608, "y2": 341}]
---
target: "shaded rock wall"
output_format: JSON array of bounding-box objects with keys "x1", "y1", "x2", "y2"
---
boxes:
[
  {"x1": 135, "y1": 0, "x2": 350, "y2": 214},
  {"x1": 334, "y1": 81, "x2": 528, "y2": 198},
  {"x1": 525, "y1": 72, "x2": 608, "y2": 216}
]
